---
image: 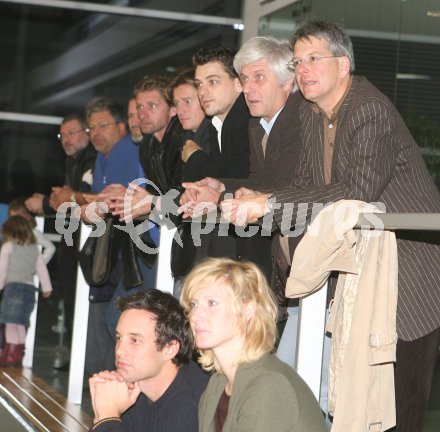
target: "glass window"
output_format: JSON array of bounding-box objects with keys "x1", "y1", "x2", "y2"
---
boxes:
[
  {"x1": 0, "y1": 1, "x2": 242, "y2": 202},
  {"x1": 259, "y1": 0, "x2": 440, "y2": 183}
]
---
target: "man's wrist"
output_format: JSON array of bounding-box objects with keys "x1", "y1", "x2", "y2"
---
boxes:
[
  {"x1": 265, "y1": 193, "x2": 274, "y2": 214},
  {"x1": 151, "y1": 195, "x2": 159, "y2": 212},
  {"x1": 70, "y1": 192, "x2": 77, "y2": 205},
  {"x1": 92, "y1": 417, "x2": 122, "y2": 430},
  {"x1": 214, "y1": 190, "x2": 222, "y2": 206},
  {"x1": 74, "y1": 192, "x2": 85, "y2": 206}
]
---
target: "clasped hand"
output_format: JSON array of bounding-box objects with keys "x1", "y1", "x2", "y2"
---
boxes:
[
  {"x1": 89, "y1": 370, "x2": 141, "y2": 423},
  {"x1": 97, "y1": 183, "x2": 153, "y2": 222},
  {"x1": 179, "y1": 177, "x2": 271, "y2": 226},
  {"x1": 220, "y1": 189, "x2": 271, "y2": 226},
  {"x1": 178, "y1": 177, "x2": 224, "y2": 219}
]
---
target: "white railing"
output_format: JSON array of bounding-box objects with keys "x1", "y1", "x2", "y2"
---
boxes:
[
  {"x1": 28, "y1": 213, "x2": 440, "y2": 405},
  {"x1": 67, "y1": 223, "x2": 176, "y2": 403}
]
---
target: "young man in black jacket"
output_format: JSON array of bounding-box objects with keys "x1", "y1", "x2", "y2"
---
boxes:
[{"x1": 89, "y1": 289, "x2": 208, "y2": 432}]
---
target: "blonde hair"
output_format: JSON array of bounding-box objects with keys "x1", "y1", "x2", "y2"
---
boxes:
[{"x1": 181, "y1": 257, "x2": 277, "y2": 372}]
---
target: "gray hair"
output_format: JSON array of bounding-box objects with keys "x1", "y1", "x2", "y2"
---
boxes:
[
  {"x1": 290, "y1": 19, "x2": 355, "y2": 72},
  {"x1": 233, "y1": 36, "x2": 294, "y2": 85}
]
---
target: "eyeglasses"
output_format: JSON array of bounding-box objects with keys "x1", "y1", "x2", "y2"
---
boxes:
[
  {"x1": 57, "y1": 129, "x2": 86, "y2": 141},
  {"x1": 286, "y1": 55, "x2": 343, "y2": 72},
  {"x1": 173, "y1": 98, "x2": 194, "y2": 108},
  {"x1": 86, "y1": 122, "x2": 117, "y2": 134}
]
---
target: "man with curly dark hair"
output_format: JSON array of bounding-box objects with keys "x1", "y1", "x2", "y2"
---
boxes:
[{"x1": 89, "y1": 289, "x2": 208, "y2": 432}]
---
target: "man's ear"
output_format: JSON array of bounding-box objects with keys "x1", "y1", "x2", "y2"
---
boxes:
[
  {"x1": 339, "y1": 56, "x2": 351, "y2": 78},
  {"x1": 169, "y1": 105, "x2": 177, "y2": 118},
  {"x1": 283, "y1": 78, "x2": 295, "y2": 93},
  {"x1": 118, "y1": 122, "x2": 127, "y2": 136},
  {"x1": 163, "y1": 340, "x2": 180, "y2": 361},
  {"x1": 234, "y1": 77, "x2": 243, "y2": 93}
]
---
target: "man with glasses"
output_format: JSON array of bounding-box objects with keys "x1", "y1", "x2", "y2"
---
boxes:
[
  {"x1": 220, "y1": 19, "x2": 440, "y2": 432},
  {"x1": 26, "y1": 114, "x2": 94, "y2": 213},
  {"x1": 86, "y1": 97, "x2": 143, "y2": 195},
  {"x1": 25, "y1": 114, "x2": 96, "y2": 366},
  {"x1": 83, "y1": 96, "x2": 152, "y2": 376}
]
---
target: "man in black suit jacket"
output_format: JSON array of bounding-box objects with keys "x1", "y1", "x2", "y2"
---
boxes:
[
  {"x1": 222, "y1": 19, "x2": 440, "y2": 432},
  {"x1": 180, "y1": 37, "x2": 303, "y2": 329},
  {"x1": 182, "y1": 46, "x2": 271, "y2": 280},
  {"x1": 184, "y1": 46, "x2": 250, "y2": 181}
]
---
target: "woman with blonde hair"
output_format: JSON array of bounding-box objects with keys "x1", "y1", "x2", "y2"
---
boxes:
[{"x1": 181, "y1": 257, "x2": 326, "y2": 432}]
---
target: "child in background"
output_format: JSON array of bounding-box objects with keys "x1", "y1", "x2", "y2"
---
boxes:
[
  {"x1": 0, "y1": 215, "x2": 52, "y2": 367},
  {"x1": 8, "y1": 198, "x2": 55, "y2": 265}
]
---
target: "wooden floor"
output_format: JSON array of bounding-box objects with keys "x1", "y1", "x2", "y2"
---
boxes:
[{"x1": 0, "y1": 366, "x2": 92, "y2": 432}]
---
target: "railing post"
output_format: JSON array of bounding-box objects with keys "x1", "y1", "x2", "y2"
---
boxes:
[
  {"x1": 23, "y1": 216, "x2": 45, "y2": 368},
  {"x1": 295, "y1": 282, "x2": 328, "y2": 401},
  {"x1": 155, "y1": 225, "x2": 176, "y2": 294},
  {"x1": 68, "y1": 223, "x2": 91, "y2": 403}
]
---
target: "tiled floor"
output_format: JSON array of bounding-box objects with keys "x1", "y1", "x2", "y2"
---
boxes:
[{"x1": 30, "y1": 296, "x2": 440, "y2": 430}]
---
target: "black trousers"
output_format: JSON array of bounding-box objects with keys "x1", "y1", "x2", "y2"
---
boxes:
[
  {"x1": 392, "y1": 327, "x2": 440, "y2": 432},
  {"x1": 58, "y1": 238, "x2": 79, "y2": 344}
]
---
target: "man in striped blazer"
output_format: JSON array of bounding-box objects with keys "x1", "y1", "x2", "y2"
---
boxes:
[{"x1": 221, "y1": 19, "x2": 440, "y2": 432}]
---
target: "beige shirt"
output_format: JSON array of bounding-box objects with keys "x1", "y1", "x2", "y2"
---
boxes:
[
  {"x1": 311, "y1": 76, "x2": 352, "y2": 184},
  {"x1": 286, "y1": 200, "x2": 397, "y2": 432}
]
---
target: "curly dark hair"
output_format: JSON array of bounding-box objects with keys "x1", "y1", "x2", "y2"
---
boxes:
[
  {"x1": 117, "y1": 289, "x2": 194, "y2": 366},
  {"x1": 192, "y1": 46, "x2": 238, "y2": 79}
]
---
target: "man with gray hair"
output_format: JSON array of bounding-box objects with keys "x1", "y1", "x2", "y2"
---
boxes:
[
  {"x1": 180, "y1": 36, "x2": 304, "y2": 339},
  {"x1": 221, "y1": 19, "x2": 440, "y2": 432}
]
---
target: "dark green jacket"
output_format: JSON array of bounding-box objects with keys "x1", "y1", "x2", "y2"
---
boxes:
[{"x1": 198, "y1": 353, "x2": 327, "y2": 432}]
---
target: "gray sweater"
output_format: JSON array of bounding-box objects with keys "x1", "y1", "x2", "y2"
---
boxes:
[{"x1": 5, "y1": 243, "x2": 38, "y2": 285}]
